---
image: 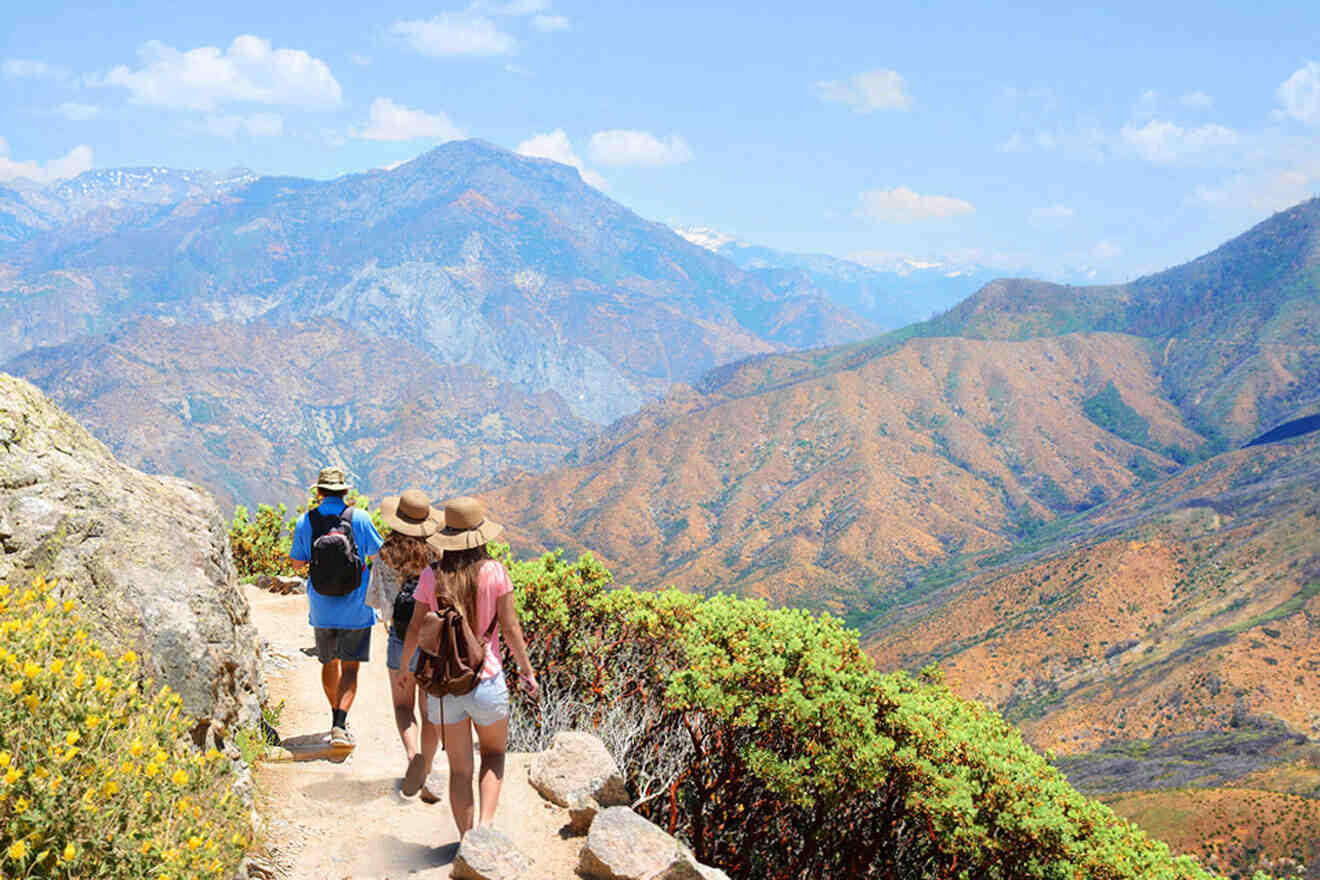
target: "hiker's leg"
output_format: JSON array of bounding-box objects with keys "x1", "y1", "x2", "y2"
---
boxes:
[
  {"x1": 419, "y1": 692, "x2": 441, "y2": 770},
  {"x1": 320, "y1": 660, "x2": 340, "y2": 709},
  {"x1": 443, "y1": 719, "x2": 475, "y2": 836},
  {"x1": 336, "y1": 660, "x2": 360, "y2": 711},
  {"x1": 474, "y1": 717, "x2": 509, "y2": 828},
  {"x1": 388, "y1": 668, "x2": 418, "y2": 758}
]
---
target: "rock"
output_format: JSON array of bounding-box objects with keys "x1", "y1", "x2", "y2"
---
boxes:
[
  {"x1": 451, "y1": 827, "x2": 534, "y2": 880},
  {"x1": 0, "y1": 374, "x2": 265, "y2": 747},
  {"x1": 578, "y1": 806, "x2": 728, "y2": 880},
  {"x1": 254, "y1": 574, "x2": 304, "y2": 594},
  {"x1": 529, "y1": 731, "x2": 630, "y2": 832}
]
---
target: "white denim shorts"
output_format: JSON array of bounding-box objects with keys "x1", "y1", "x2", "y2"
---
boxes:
[{"x1": 425, "y1": 671, "x2": 509, "y2": 727}]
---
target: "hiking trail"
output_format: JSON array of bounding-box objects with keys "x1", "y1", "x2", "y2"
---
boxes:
[{"x1": 245, "y1": 584, "x2": 583, "y2": 879}]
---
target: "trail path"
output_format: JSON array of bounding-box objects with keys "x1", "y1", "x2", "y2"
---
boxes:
[{"x1": 245, "y1": 584, "x2": 582, "y2": 879}]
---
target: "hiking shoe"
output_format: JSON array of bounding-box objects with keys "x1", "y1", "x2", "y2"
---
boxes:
[
  {"x1": 329, "y1": 726, "x2": 355, "y2": 748},
  {"x1": 402, "y1": 754, "x2": 427, "y2": 796}
]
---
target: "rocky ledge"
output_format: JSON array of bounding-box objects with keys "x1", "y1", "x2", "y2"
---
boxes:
[{"x1": 0, "y1": 372, "x2": 264, "y2": 746}]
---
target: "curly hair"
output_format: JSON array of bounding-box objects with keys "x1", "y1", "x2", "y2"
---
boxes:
[{"x1": 375, "y1": 532, "x2": 435, "y2": 578}]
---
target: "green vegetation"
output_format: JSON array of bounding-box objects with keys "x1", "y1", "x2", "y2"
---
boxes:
[
  {"x1": 1084, "y1": 381, "x2": 1152, "y2": 447},
  {"x1": 228, "y1": 490, "x2": 389, "y2": 580},
  {"x1": 0, "y1": 578, "x2": 252, "y2": 878},
  {"x1": 497, "y1": 548, "x2": 1269, "y2": 880}
]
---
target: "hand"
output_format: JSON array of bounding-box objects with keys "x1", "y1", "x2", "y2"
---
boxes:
[{"x1": 518, "y1": 673, "x2": 540, "y2": 702}]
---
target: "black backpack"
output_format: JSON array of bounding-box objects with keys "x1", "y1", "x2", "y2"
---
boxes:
[
  {"x1": 307, "y1": 507, "x2": 363, "y2": 597},
  {"x1": 391, "y1": 573, "x2": 420, "y2": 634}
]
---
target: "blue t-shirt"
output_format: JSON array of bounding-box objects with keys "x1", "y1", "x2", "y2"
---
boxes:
[{"x1": 290, "y1": 497, "x2": 384, "y2": 630}]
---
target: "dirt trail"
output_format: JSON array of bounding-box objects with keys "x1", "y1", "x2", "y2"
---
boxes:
[{"x1": 245, "y1": 584, "x2": 583, "y2": 879}]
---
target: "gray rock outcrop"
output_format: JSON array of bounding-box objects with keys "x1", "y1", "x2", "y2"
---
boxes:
[
  {"x1": 0, "y1": 373, "x2": 264, "y2": 746},
  {"x1": 578, "y1": 807, "x2": 730, "y2": 880},
  {"x1": 528, "y1": 730, "x2": 630, "y2": 832},
  {"x1": 451, "y1": 827, "x2": 534, "y2": 880}
]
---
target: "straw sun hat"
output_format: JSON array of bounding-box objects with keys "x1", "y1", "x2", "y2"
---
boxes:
[
  {"x1": 377, "y1": 489, "x2": 443, "y2": 537},
  {"x1": 426, "y1": 496, "x2": 504, "y2": 552}
]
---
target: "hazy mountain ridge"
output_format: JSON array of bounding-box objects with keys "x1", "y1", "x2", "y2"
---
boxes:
[
  {"x1": 5, "y1": 318, "x2": 591, "y2": 511},
  {"x1": 1, "y1": 141, "x2": 876, "y2": 424}
]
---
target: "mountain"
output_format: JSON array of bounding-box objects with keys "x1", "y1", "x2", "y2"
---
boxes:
[
  {"x1": 485, "y1": 199, "x2": 1320, "y2": 875},
  {"x1": 1, "y1": 142, "x2": 876, "y2": 425},
  {"x1": 675, "y1": 226, "x2": 1000, "y2": 330},
  {"x1": 3, "y1": 318, "x2": 590, "y2": 512}
]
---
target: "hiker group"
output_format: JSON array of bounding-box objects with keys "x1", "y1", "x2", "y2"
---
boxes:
[{"x1": 289, "y1": 466, "x2": 539, "y2": 839}]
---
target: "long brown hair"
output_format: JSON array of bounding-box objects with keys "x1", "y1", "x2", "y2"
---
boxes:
[
  {"x1": 434, "y1": 545, "x2": 491, "y2": 624},
  {"x1": 375, "y1": 532, "x2": 434, "y2": 578}
]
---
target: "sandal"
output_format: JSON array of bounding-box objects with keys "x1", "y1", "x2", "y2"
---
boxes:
[{"x1": 402, "y1": 754, "x2": 427, "y2": 797}]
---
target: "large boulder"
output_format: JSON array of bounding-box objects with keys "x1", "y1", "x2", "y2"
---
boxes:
[
  {"x1": 451, "y1": 827, "x2": 534, "y2": 880},
  {"x1": 0, "y1": 373, "x2": 264, "y2": 746},
  {"x1": 529, "y1": 730, "x2": 630, "y2": 832},
  {"x1": 578, "y1": 807, "x2": 730, "y2": 880}
]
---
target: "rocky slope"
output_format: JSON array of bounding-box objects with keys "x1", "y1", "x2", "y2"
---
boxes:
[
  {"x1": 0, "y1": 373, "x2": 264, "y2": 746},
  {"x1": 5, "y1": 318, "x2": 591, "y2": 511},
  {"x1": 0, "y1": 141, "x2": 874, "y2": 425}
]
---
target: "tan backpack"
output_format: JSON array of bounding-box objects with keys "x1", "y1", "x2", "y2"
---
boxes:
[{"x1": 414, "y1": 601, "x2": 497, "y2": 700}]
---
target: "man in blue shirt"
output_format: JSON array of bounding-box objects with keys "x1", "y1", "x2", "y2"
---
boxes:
[{"x1": 289, "y1": 466, "x2": 384, "y2": 747}]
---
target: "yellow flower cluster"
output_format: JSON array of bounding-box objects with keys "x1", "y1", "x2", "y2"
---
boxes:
[{"x1": 0, "y1": 578, "x2": 253, "y2": 878}]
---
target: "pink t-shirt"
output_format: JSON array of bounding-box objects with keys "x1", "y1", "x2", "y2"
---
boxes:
[{"x1": 414, "y1": 560, "x2": 512, "y2": 679}]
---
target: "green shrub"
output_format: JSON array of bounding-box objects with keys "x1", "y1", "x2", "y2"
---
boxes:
[
  {"x1": 229, "y1": 504, "x2": 296, "y2": 580},
  {"x1": 0, "y1": 578, "x2": 252, "y2": 879},
  {"x1": 501, "y1": 550, "x2": 1273, "y2": 880}
]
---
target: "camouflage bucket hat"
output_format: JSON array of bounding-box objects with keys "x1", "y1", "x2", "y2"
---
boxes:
[{"x1": 310, "y1": 466, "x2": 351, "y2": 493}]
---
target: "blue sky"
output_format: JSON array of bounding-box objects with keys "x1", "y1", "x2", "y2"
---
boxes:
[{"x1": 3, "y1": 1, "x2": 1319, "y2": 281}]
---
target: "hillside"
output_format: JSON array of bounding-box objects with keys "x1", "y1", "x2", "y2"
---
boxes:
[
  {"x1": 491, "y1": 331, "x2": 1205, "y2": 615},
  {"x1": 3, "y1": 319, "x2": 589, "y2": 511},
  {"x1": 0, "y1": 141, "x2": 874, "y2": 425}
]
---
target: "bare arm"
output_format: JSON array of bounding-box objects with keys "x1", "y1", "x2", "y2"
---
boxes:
[
  {"x1": 399, "y1": 599, "x2": 426, "y2": 685},
  {"x1": 497, "y1": 592, "x2": 539, "y2": 701},
  {"x1": 290, "y1": 559, "x2": 308, "y2": 573}
]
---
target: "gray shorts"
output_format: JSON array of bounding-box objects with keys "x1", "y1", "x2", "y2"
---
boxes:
[
  {"x1": 314, "y1": 626, "x2": 371, "y2": 664},
  {"x1": 385, "y1": 627, "x2": 419, "y2": 672},
  {"x1": 425, "y1": 672, "x2": 509, "y2": 727}
]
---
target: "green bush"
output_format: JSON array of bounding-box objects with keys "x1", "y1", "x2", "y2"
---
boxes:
[
  {"x1": 500, "y1": 550, "x2": 1273, "y2": 880},
  {"x1": 0, "y1": 578, "x2": 252, "y2": 879},
  {"x1": 229, "y1": 504, "x2": 296, "y2": 580}
]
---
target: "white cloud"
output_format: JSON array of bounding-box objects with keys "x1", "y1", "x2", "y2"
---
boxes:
[
  {"x1": 997, "y1": 132, "x2": 1025, "y2": 153},
  {"x1": 3, "y1": 58, "x2": 70, "y2": 80},
  {"x1": 1194, "y1": 163, "x2": 1320, "y2": 213},
  {"x1": 349, "y1": 53, "x2": 372, "y2": 67},
  {"x1": 98, "y1": 36, "x2": 341, "y2": 111},
  {"x1": 516, "y1": 128, "x2": 606, "y2": 188},
  {"x1": 353, "y1": 98, "x2": 465, "y2": 142},
  {"x1": 814, "y1": 69, "x2": 911, "y2": 113},
  {"x1": 205, "y1": 112, "x2": 285, "y2": 138},
  {"x1": 53, "y1": 102, "x2": 102, "y2": 121},
  {"x1": 588, "y1": 130, "x2": 693, "y2": 166},
  {"x1": 857, "y1": 186, "x2": 975, "y2": 223},
  {"x1": 1180, "y1": 91, "x2": 1214, "y2": 109},
  {"x1": 1091, "y1": 241, "x2": 1121, "y2": 262},
  {"x1": 1277, "y1": 61, "x2": 1320, "y2": 125},
  {"x1": 484, "y1": 0, "x2": 550, "y2": 12},
  {"x1": 1119, "y1": 119, "x2": 1238, "y2": 162},
  {"x1": 392, "y1": 14, "x2": 516, "y2": 57},
  {"x1": 0, "y1": 142, "x2": 93, "y2": 184},
  {"x1": 532, "y1": 14, "x2": 570, "y2": 31},
  {"x1": 1030, "y1": 203, "x2": 1074, "y2": 229}
]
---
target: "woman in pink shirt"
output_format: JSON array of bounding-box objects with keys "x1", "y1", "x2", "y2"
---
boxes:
[{"x1": 400, "y1": 496, "x2": 540, "y2": 837}]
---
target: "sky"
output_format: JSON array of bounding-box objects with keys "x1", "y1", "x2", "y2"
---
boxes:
[{"x1": 3, "y1": 0, "x2": 1319, "y2": 282}]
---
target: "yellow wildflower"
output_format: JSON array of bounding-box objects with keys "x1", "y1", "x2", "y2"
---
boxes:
[
  {"x1": 9, "y1": 680, "x2": 23, "y2": 696},
  {"x1": 103, "y1": 780, "x2": 119, "y2": 796},
  {"x1": 45, "y1": 595, "x2": 55, "y2": 610},
  {"x1": 62, "y1": 843, "x2": 75, "y2": 862},
  {"x1": 0, "y1": 585, "x2": 9, "y2": 597},
  {"x1": 205, "y1": 748, "x2": 221, "y2": 761},
  {"x1": 7, "y1": 840, "x2": 27, "y2": 860},
  {"x1": 65, "y1": 730, "x2": 80, "y2": 746},
  {"x1": 31, "y1": 766, "x2": 47, "y2": 780},
  {"x1": 62, "y1": 599, "x2": 75, "y2": 612},
  {"x1": 22, "y1": 694, "x2": 38, "y2": 711},
  {"x1": 119, "y1": 649, "x2": 138, "y2": 665},
  {"x1": 23, "y1": 661, "x2": 40, "y2": 679},
  {"x1": 48, "y1": 658, "x2": 64, "y2": 676},
  {"x1": 5, "y1": 768, "x2": 21, "y2": 784},
  {"x1": 0, "y1": 751, "x2": 9, "y2": 768},
  {"x1": 187, "y1": 836, "x2": 203, "y2": 851},
  {"x1": 73, "y1": 629, "x2": 86, "y2": 644},
  {"x1": 86, "y1": 715, "x2": 101, "y2": 729},
  {"x1": 94, "y1": 675, "x2": 111, "y2": 693},
  {"x1": 144, "y1": 762, "x2": 160, "y2": 778},
  {"x1": 129, "y1": 738, "x2": 144, "y2": 757},
  {"x1": 15, "y1": 796, "x2": 29, "y2": 812},
  {"x1": 139, "y1": 840, "x2": 151, "y2": 855},
  {"x1": 172, "y1": 769, "x2": 189, "y2": 786},
  {"x1": 72, "y1": 670, "x2": 86, "y2": 688}
]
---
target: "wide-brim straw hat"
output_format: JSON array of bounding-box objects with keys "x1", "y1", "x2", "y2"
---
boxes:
[
  {"x1": 378, "y1": 489, "x2": 443, "y2": 537},
  {"x1": 426, "y1": 496, "x2": 505, "y2": 552},
  {"x1": 309, "y1": 466, "x2": 351, "y2": 493}
]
